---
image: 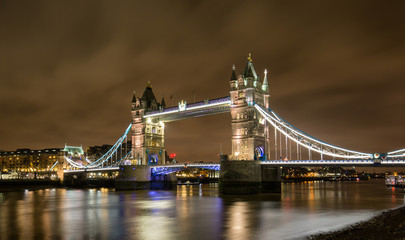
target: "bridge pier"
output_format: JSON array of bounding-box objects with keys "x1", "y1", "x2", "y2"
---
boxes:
[
  {"x1": 261, "y1": 165, "x2": 282, "y2": 193},
  {"x1": 64, "y1": 172, "x2": 87, "y2": 188},
  {"x1": 115, "y1": 165, "x2": 151, "y2": 190},
  {"x1": 57, "y1": 168, "x2": 64, "y2": 183},
  {"x1": 219, "y1": 160, "x2": 262, "y2": 194},
  {"x1": 115, "y1": 165, "x2": 177, "y2": 191},
  {"x1": 219, "y1": 160, "x2": 282, "y2": 194},
  {"x1": 150, "y1": 172, "x2": 177, "y2": 190}
]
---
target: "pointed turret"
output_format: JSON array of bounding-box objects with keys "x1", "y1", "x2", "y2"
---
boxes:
[
  {"x1": 230, "y1": 65, "x2": 238, "y2": 90},
  {"x1": 131, "y1": 91, "x2": 137, "y2": 109},
  {"x1": 131, "y1": 91, "x2": 137, "y2": 103},
  {"x1": 231, "y1": 65, "x2": 237, "y2": 80},
  {"x1": 262, "y1": 69, "x2": 269, "y2": 92},
  {"x1": 161, "y1": 97, "x2": 166, "y2": 109},
  {"x1": 244, "y1": 62, "x2": 254, "y2": 78},
  {"x1": 243, "y1": 53, "x2": 258, "y2": 80},
  {"x1": 141, "y1": 81, "x2": 158, "y2": 109}
]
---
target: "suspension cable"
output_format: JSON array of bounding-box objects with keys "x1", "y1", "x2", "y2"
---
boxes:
[{"x1": 255, "y1": 104, "x2": 373, "y2": 159}]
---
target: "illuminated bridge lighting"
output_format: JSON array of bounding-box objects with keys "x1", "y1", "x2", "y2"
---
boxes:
[
  {"x1": 254, "y1": 104, "x2": 374, "y2": 159},
  {"x1": 144, "y1": 97, "x2": 231, "y2": 119},
  {"x1": 64, "y1": 159, "x2": 405, "y2": 174},
  {"x1": 63, "y1": 97, "x2": 404, "y2": 172}
]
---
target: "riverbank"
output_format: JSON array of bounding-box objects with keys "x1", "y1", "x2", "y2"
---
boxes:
[
  {"x1": 0, "y1": 179, "x2": 62, "y2": 192},
  {"x1": 308, "y1": 205, "x2": 405, "y2": 240}
]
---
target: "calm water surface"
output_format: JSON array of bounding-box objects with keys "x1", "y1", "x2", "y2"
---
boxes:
[{"x1": 0, "y1": 179, "x2": 404, "y2": 240}]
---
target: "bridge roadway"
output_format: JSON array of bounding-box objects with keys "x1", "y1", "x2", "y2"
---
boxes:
[{"x1": 63, "y1": 159, "x2": 405, "y2": 174}]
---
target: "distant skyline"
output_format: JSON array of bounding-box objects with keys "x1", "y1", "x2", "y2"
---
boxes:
[{"x1": 0, "y1": 1, "x2": 404, "y2": 163}]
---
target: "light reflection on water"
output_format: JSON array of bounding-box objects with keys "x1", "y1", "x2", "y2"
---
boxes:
[{"x1": 0, "y1": 179, "x2": 404, "y2": 240}]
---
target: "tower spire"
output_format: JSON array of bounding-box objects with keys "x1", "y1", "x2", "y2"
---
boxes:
[
  {"x1": 262, "y1": 69, "x2": 269, "y2": 92},
  {"x1": 231, "y1": 64, "x2": 237, "y2": 80},
  {"x1": 131, "y1": 90, "x2": 137, "y2": 103},
  {"x1": 243, "y1": 53, "x2": 257, "y2": 79},
  {"x1": 161, "y1": 97, "x2": 166, "y2": 108}
]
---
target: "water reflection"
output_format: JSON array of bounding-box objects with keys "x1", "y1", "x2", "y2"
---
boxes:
[
  {"x1": 224, "y1": 202, "x2": 254, "y2": 239},
  {"x1": 0, "y1": 180, "x2": 403, "y2": 239}
]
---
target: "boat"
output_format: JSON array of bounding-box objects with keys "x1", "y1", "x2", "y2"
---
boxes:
[{"x1": 385, "y1": 175, "x2": 405, "y2": 188}]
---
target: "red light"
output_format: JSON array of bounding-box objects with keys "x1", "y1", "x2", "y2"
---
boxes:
[{"x1": 170, "y1": 154, "x2": 174, "y2": 158}]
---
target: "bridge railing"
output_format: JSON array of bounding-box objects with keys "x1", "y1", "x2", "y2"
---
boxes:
[{"x1": 63, "y1": 159, "x2": 405, "y2": 174}]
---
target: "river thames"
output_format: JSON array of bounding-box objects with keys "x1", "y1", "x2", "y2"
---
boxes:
[{"x1": 0, "y1": 179, "x2": 403, "y2": 240}]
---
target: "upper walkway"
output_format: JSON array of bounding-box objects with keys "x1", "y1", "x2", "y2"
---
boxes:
[{"x1": 143, "y1": 96, "x2": 231, "y2": 122}]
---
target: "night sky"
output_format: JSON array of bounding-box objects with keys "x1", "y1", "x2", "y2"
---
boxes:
[{"x1": 0, "y1": 1, "x2": 404, "y2": 163}]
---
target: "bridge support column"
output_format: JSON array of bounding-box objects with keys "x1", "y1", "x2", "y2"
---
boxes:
[
  {"x1": 261, "y1": 166, "x2": 281, "y2": 193},
  {"x1": 219, "y1": 160, "x2": 262, "y2": 194},
  {"x1": 115, "y1": 165, "x2": 151, "y2": 190}
]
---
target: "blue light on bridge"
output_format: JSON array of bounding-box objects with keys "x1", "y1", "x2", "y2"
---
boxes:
[
  {"x1": 148, "y1": 154, "x2": 158, "y2": 165},
  {"x1": 255, "y1": 146, "x2": 265, "y2": 160}
]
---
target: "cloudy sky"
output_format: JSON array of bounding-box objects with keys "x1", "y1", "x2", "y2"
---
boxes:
[{"x1": 0, "y1": 1, "x2": 404, "y2": 163}]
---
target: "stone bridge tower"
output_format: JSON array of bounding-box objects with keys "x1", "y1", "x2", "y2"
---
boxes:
[
  {"x1": 220, "y1": 55, "x2": 280, "y2": 194},
  {"x1": 131, "y1": 82, "x2": 166, "y2": 165},
  {"x1": 229, "y1": 54, "x2": 270, "y2": 161}
]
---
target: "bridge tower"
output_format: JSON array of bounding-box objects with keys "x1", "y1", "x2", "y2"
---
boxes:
[
  {"x1": 230, "y1": 54, "x2": 270, "y2": 161},
  {"x1": 220, "y1": 54, "x2": 279, "y2": 194},
  {"x1": 131, "y1": 82, "x2": 166, "y2": 165}
]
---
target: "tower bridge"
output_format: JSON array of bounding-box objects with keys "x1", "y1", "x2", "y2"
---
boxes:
[{"x1": 62, "y1": 55, "x2": 405, "y2": 194}]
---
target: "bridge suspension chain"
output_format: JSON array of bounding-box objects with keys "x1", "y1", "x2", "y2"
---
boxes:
[
  {"x1": 387, "y1": 149, "x2": 405, "y2": 158},
  {"x1": 254, "y1": 104, "x2": 373, "y2": 159},
  {"x1": 65, "y1": 123, "x2": 132, "y2": 169}
]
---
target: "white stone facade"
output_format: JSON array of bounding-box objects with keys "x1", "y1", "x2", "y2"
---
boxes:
[{"x1": 230, "y1": 57, "x2": 270, "y2": 160}]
